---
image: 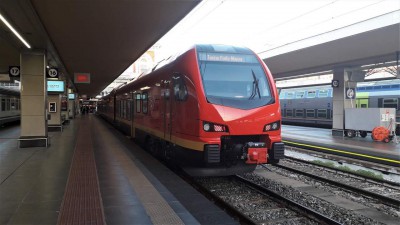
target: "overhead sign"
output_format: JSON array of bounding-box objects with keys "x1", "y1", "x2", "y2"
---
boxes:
[
  {"x1": 47, "y1": 80, "x2": 65, "y2": 93},
  {"x1": 74, "y1": 73, "x2": 90, "y2": 84},
  {"x1": 345, "y1": 88, "x2": 356, "y2": 99},
  {"x1": 9, "y1": 66, "x2": 20, "y2": 78},
  {"x1": 331, "y1": 80, "x2": 339, "y2": 88},
  {"x1": 46, "y1": 68, "x2": 59, "y2": 78}
]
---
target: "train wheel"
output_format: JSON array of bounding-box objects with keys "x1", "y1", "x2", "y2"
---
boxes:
[
  {"x1": 360, "y1": 131, "x2": 367, "y2": 138},
  {"x1": 346, "y1": 130, "x2": 355, "y2": 138}
]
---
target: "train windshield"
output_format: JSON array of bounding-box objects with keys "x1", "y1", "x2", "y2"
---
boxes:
[{"x1": 198, "y1": 52, "x2": 273, "y2": 110}]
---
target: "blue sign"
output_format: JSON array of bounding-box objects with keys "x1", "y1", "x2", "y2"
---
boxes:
[
  {"x1": 47, "y1": 80, "x2": 65, "y2": 93},
  {"x1": 68, "y1": 93, "x2": 75, "y2": 100}
]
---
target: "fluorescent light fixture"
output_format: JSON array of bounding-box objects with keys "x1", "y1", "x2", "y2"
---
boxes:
[{"x1": 0, "y1": 13, "x2": 31, "y2": 49}]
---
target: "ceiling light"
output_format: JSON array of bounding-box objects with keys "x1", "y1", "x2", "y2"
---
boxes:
[{"x1": 0, "y1": 13, "x2": 31, "y2": 49}]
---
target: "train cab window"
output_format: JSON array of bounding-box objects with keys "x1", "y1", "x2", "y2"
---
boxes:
[
  {"x1": 306, "y1": 91, "x2": 316, "y2": 98},
  {"x1": 295, "y1": 91, "x2": 305, "y2": 99},
  {"x1": 295, "y1": 109, "x2": 304, "y2": 117},
  {"x1": 306, "y1": 109, "x2": 315, "y2": 118},
  {"x1": 286, "y1": 92, "x2": 294, "y2": 99},
  {"x1": 383, "y1": 98, "x2": 398, "y2": 110},
  {"x1": 142, "y1": 93, "x2": 148, "y2": 114},
  {"x1": 318, "y1": 90, "x2": 328, "y2": 98},
  {"x1": 135, "y1": 93, "x2": 141, "y2": 113},
  {"x1": 198, "y1": 55, "x2": 273, "y2": 110},
  {"x1": 173, "y1": 75, "x2": 188, "y2": 101},
  {"x1": 317, "y1": 109, "x2": 327, "y2": 118}
]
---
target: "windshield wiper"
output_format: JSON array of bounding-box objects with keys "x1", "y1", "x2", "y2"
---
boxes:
[{"x1": 249, "y1": 70, "x2": 261, "y2": 99}]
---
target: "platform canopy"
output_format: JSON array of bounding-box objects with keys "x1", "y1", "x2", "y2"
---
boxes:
[
  {"x1": 0, "y1": 0, "x2": 200, "y2": 97},
  {"x1": 262, "y1": 12, "x2": 400, "y2": 80}
]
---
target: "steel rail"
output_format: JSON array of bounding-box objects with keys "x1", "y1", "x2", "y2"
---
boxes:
[
  {"x1": 271, "y1": 163, "x2": 400, "y2": 207},
  {"x1": 235, "y1": 175, "x2": 343, "y2": 225}
]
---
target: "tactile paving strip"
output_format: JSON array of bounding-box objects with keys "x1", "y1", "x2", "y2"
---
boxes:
[{"x1": 57, "y1": 119, "x2": 106, "y2": 225}]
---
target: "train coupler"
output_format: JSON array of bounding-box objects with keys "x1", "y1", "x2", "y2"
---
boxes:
[{"x1": 245, "y1": 142, "x2": 267, "y2": 164}]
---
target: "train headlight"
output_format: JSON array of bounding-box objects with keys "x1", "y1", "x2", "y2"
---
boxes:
[
  {"x1": 203, "y1": 123, "x2": 211, "y2": 131},
  {"x1": 203, "y1": 121, "x2": 228, "y2": 132},
  {"x1": 264, "y1": 121, "x2": 280, "y2": 132}
]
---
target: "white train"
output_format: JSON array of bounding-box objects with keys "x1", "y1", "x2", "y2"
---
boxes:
[{"x1": 0, "y1": 86, "x2": 20, "y2": 126}]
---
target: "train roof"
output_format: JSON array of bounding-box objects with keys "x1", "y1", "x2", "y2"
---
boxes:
[
  {"x1": 0, "y1": 86, "x2": 20, "y2": 96},
  {"x1": 110, "y1": 44, "x2": 258, "y2": 95}
]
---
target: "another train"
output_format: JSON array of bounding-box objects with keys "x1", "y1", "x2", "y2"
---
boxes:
[
  {"x1": 0, "y1": 86, "x2": 20, "y2": 126},
  {"x1": 98, "y1": 44, "x2": 284, "y2": 176},
  {"x1": 279, "y1": 79, "x2": 400, "y2": 135}
]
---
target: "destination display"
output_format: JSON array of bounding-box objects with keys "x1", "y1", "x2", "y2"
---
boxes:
[{"x1": 198, "y1": 52, "x2": 258, "y2": 63}]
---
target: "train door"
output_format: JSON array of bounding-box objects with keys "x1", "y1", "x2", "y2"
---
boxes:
[
  {"x1": 131, "y1": 92, "x2": 135, "y2": 138},
  {"x1": 356, "y1": 92, "x2": 369, "y2": 108},
  {"x1": 162, "y1": 87, "x2": 172, "y2": 141},
  {"x1": 356, "y1": 98, "x2": 368, "y2": 108}
]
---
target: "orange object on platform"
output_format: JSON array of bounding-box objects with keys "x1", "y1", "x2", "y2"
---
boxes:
[{"x1": 371, "y1": 126, "x2": 390, "y2": 143}]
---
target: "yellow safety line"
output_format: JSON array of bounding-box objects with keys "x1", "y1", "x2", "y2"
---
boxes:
[{"x1": 283, "y1": 140, "x2": 400, "y2": 165}]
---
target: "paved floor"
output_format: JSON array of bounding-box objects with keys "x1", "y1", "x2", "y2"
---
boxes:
[{"x1": 0, "y1": 115, "x2": 238, "y2": 225}]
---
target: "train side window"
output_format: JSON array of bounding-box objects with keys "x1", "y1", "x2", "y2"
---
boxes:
[
  {"x1": 317, "y1": 109, "x2": 327, "y2": 119},
  {"x1": 127, "y1": 100, "x2": 132, "y2": 120},
  {"x1": 318, "y1": 90, "x2": 328, "y2": 98},
  {"x1": 6, "y1": 98, "x2": 10, "y2": 110},
  {"x1": 286, "y1": 92, "x2": 294, "y2": 99},
  {"x1": 295, "y1": 91, "x2": 305, "y2": 99},
  {"x1": 173, "y1": 75, "x2": 188, "y2": 101},
  {"x1": 135, "y1": 93, "x2": 141, "y2": 113},
  {"x1": 286, "y1": 109, "x2": 293, "y2": 117},
  {"x1": 383, "y1": 98, "x2": 398, "y2": 110},
  {"x1": 1, "y1": 98, "x2": 4, "y2": 111},
  {"x1": 295, "y1": 109, "x2": 304, "y2": 117},
  {"x1": 142, "y1": 93, "x2": 148, "y2": 114},
  {"x1": 306, "y1": 91, "x2": 316, "y2": 98},
  {"x1": 306, "y1": 109, "x2": 315, "y2": 118}
]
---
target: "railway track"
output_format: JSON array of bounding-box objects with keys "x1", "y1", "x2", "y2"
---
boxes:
[
  {"x1": 268, "y1": 158, "x2": 400, "y2": 208},
  {"x1": 194, "y1": 176, "x2": 338, "y2": 225}
]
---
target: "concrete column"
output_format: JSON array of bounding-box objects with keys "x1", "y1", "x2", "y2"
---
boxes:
[
  {"x1": 19, "y1": 51, "x2": 48, "y2": 147},
  {"x1": 332, "y1": 68, "x2": 358, "y2": 136}
]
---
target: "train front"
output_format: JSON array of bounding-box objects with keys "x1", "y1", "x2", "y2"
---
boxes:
[{"x1": 191, "y1": 45, "x2": 284, "y2": 176}]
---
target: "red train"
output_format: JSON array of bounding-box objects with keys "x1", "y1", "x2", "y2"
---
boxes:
[{"x1": 98, "y1": 44, "x2": 284, "y2": 176}]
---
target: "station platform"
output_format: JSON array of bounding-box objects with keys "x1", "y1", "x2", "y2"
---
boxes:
[
  {"x1": 0, "y1": 115, "x2": 238, "y2": 225},
  {"x1": 282, "y1": 125, "x2": 400, "y2": 168}
]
